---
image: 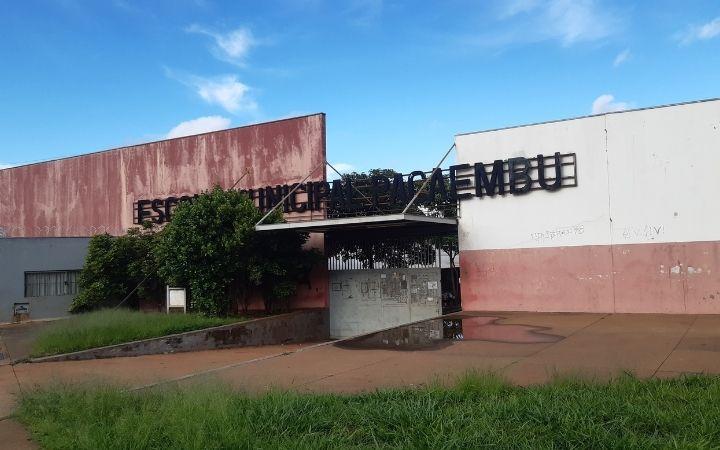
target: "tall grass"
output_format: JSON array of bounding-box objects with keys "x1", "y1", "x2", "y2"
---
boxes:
[
  {"x1": 17, "y1": 373, "x2": 720, "y2": 449},
  {"x1": 30, "y1": 309, "x2": 240, "y2": 357}
]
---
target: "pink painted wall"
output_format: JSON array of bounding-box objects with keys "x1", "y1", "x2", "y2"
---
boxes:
[
  {"x1": 460, "y1": 246, "x2": 615, "y2": 313},
  {"x1": 460, "y1": 240, "x2": 720, "y2": 314},
  {"x1": 612, "y1": 241, "x2": 720, "y2": 314},
  {"x1": 0, "y1": 114, "x2": 328, "y2": 309},
  {"x1": 0, "y1": 114, "x2": 326, "y2": 237}
]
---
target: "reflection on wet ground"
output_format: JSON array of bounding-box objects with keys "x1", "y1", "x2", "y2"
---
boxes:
[{"x1": 335, "y1": 315, "x2": 563, "y2": 351}]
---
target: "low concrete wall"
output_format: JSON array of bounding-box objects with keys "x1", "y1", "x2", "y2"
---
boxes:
[{"x1": 29, "y1": 309, "x2": 329, "y2": 363}]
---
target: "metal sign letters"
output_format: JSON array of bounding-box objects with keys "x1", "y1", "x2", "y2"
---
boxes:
[{"x1": 134, "y1": 152, "x2": 577, "y2": 225}]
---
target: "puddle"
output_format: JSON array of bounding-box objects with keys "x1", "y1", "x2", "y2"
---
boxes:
[{"x1": 335, "y1": 316, "x2": 563, "y2": 351}]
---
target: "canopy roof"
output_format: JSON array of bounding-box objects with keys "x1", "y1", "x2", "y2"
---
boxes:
[{"x1": 255, "y1": 213, "x2": 457, "y2": 236}]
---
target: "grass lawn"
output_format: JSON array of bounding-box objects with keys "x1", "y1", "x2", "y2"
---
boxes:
[
  {"x1": 17, "y1": 373, "x2": 720, "y2": 449},
  {"x1": 30, "y1": 309, "x2": 241, "y2": 358}
]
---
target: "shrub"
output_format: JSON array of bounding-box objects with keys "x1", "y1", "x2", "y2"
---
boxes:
[
  {"x1": 71, "y1": 187, "x2": 321, "y2": 316},
  {"x1": 155, "y1": 187, "x2": 321, "y2": 316},
  {"x1": 70, "y1": 227, "x2": 160, "y2": 312}
]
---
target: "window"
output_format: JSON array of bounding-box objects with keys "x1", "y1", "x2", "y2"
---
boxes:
[{"x1": 24, "y1": 271, "x2": 80, "y2": 297}]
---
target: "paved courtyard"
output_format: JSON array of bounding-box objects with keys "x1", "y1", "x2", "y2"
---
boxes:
[
  {"x1": 2, "y1": 311, "x2": 720, "y2": 448},
  {"x1": 172, "y1": 311, "x2": 720, "y2": 392},
  {"x1": 5, "y1": 311, "x2": 720, "y2": 395}
]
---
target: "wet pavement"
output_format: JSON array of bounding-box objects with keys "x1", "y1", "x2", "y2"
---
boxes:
[
  {"x1": 5, "y1": 312, "x2": 720, "y2": 396},
  {"x1": 153, "y1": 311, "x2": 720, "y2": 393},
  {"x1": 3, "y1": 311, "x2": 720, "y2": 447},
  {"x1": 2, "y1": 311, "x2": 720, "y2": 446},
  {"x1": 335, "y1": 315, "x2": 563, "y2": 351}
]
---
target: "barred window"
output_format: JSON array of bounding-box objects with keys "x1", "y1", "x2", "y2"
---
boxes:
[{"x1": 24, "y1": 271, "x2": 80, "y2": 297}]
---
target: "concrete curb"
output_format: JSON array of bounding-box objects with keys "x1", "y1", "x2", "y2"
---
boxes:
[{"x1": 27, "y1": 309, "x2": 329, "y2": 363}]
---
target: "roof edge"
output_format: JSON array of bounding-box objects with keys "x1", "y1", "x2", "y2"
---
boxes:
[
  {"x1": 454, "y1": 98, "x2": 720, "y2": 138},
  {"x1": 0, "y1": 113, "x2": 326, "y2": 173}
]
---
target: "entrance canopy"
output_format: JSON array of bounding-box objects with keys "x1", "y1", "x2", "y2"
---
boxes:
[
  {"x1": 255, "y1": 213, "x2": 457, "y2": 236},
  {"x1": 254, "y1": 150, "x2": 460, "y2": 238}
]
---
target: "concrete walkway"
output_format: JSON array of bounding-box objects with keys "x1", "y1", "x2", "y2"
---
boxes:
[
  {"x1": 172, "y1": 312, "x2": 719, "y2": 392},
  {"x1": 0, "y1": 320, "x2": 58, "y2": 449},
  {"x1": 8, "y1": 312, "x2": 720, "y2": 394},
  {"x1": 3, "y1": 312, "x2": 720, "y2": 447},
  {"x1": 0, "y1": 320, "x2": 55, "y2": 363}
]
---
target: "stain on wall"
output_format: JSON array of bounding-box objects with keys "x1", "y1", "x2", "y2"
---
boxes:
[
  {"x1": 329, "y1": 268, "x2": 442, "y2": 338},
  {"x1": 456, "y1": 100, "x2": 720, "y2": 314},
  {"x1": 0, "y1": 114, "x2": 328, "y2": 311},
  {"x1": 0, "y1": 114, "x2": 326, "y2": 237}
]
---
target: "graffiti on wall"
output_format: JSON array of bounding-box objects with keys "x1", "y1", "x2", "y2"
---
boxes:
[{"x1": 329, "y1": 268, "x2": 442, "y2": 338}]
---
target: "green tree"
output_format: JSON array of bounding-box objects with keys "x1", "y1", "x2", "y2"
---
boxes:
[
  {"x1": 252, "y1": 230, "x2": 322, "y2": 313},
  {"x1": 70, "y1": 227, "x2": 160, "y2": 313},
  {"x1": 155, "y1": 186, "x2": 320, "y2": 316},
  {"x1": 333, "y1": 167, "x2": 457, "y2": 218},
  {"x1": 329, "y1": 168, "x2": 402, "y2": 217}
]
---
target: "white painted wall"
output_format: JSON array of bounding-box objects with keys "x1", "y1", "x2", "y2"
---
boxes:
[
  {"x1": 329, "y1": 268, "x2": 442, "y2": 339},
  {"x1": 606, "y1": 101, "x2": 720, "y2": 245},
  {"x1": 454, "y1": 99, "x2": 720, "y2": 251},
  {"x1": 455, "y1": 115, "x2": 611, "y2": 250}
]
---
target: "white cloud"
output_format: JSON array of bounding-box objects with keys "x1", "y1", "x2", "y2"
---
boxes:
[
  {"x1": 328, "y1": 162, "x2": 355, "y2": 174},
  {"x1": 484, "y1": 0, "x2": 622, "y2": 48},
  {"x1": 613, "y1": 48, "x2": 631, "y2": 67},
  {"x1": 0, "y1": 163, "x2": 17, "y2": 170},
  {"x1": 676, "y1": 17, "x2": 720, "y2": 45},
  {"x1": 591, "y1": 94, "x2": 633, "y2": 114},
  {"x1": 545, "y1": 0, "x2": 619, "y2": 46},
  {"x1": 345, "y1": 0, "x2": 384, "y2": 27},
  {"x1": 167, "y1": 70, "x2": 257, "y2": 114},
  {"x1": 500, "y1": 0, "x2": 542, "y2": 18},
  {"x1": 187, "y1": 25, "x2": 255, "y2": 65},
  {"x1": 195, "y1": 76, "x2": 256, "y2": 113},
  {"x1": 165, "y1": 116, "x2": 232, "y2": 139}
]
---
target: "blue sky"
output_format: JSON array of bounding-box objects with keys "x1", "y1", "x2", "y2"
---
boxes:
[{"x1": 1, "y1": 0, "x2": 718, "y2": 174}]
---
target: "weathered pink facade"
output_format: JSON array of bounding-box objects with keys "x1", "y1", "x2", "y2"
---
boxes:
[
  {"x1": 0, "y1": 114, "x2": 328, "y2": 309},
  {"x1": 0, "y1": 114, "x2": 326, "y2": 237},
  {"x1": 460, "y1": 242, "x2": 720, "y2": 314}
]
